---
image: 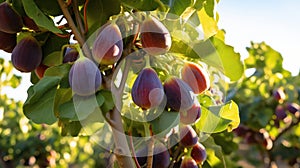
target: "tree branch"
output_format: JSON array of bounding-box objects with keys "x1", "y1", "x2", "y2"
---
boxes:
[{"x1": 71, "y1": 0, "x2": 85, "y2": 36}]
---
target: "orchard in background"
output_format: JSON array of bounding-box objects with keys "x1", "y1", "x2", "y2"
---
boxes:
[{"x1": 6, "y1": 0, "x2": 300, "y2": 168}]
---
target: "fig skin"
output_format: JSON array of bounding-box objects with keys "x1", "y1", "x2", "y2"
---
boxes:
[
  {"x1": 191, "y1": 142, "x2": 207, "y2": 164},
  {"x1": 23, "y1": 16, "x2": 39, "y2": 31},
  {"x1": 0, "y1": 2, "x2": 23, "y2": 33},
  {"x1": 180, "y1": 157, "x2": 198, "y2": 168},
  {"x1": 164, "y1": 77, "x2": 195, "y2": 112},
  {"x1": 63, "y1": 48, "x2": 79, "y2": 63},
  {"x1": 69, "y1": 58, "x2": 102, "y2": 96},
  {"x1": 179, "y1": 125, "x2": 198, "y2": 147},
  {"x1": 180, "y1": 104, "x2": 201, "y2": 125},
  {"x1": 11, "y1": 36, "x2": 42, "y2": 72},
  {"x1": 272, "y1": 87, "x2": 286, "y2": 102},
  {"x1": 181, "y1": 62, "x2": 210, "y2": 94},
  {"x1": 140, "y1": 16, "x2": 171, "y2": 55},
  {"x1": 0, "y1": 30, "x2": 16, "y2": 53},
  {"x1": 35, "y1": 64, "x2": 49, "y2": 79},
  {"x1": 286, "y1": 102, "x2": 299, "y2": 114},
  {"x1": 92, "y1": 23, "x2": 123, "y2": 65},
  {"x1": 131, "y1": 68, "x2": 164, "y2": 110},
  {"x1": 275, "y1": 105, "x2": 287, "y2": 120},
  {"x1": 136, "y1": 142, "x2": 170, "y2": 168}
]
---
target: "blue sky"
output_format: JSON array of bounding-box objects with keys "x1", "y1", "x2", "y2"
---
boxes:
[
  {"x1": 1, "y1": 0, "x2": 300, "y2": 101},
  {"x1": 216, "y1": 0, "x2": 300, "y2": 75}
]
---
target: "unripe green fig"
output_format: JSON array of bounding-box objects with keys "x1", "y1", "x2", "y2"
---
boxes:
[
  {"x1": 140, "y1": 16, "x2": 171, "y2": 55},
  {"x1": 181, "y1": 62, "x2": 210, "y2": 94},
  {"x1": 69, "y1": 58, "x2": 102, "y2": 96},
  {"x1": 191, "y1": 142, "x2": 207, "y2": 164},
  {"x1": 164, "y1": 77, "x2": 195, "y2": 111},
  {"x1": 11, "y1": 36, "x2": 42, "y2": 72},
  {"x1": 92, "y1": 23, "x2": 123, "y2": 65},
  {"x1": 0, "y1": 2, "x2": 23, "y2": 33},
  {"x1": 35, "y1": 64, "x2": 48, "y2": 79},
  {"x1": 0, "y1": 30, "x2": 16, "y2": 53},
  {"x1": 180, "y1": 104, "x2": 201, "y2": 125},
  {"x1": 179, "y1": 125, "x2": 198, "y2": 147},
  {"x1": 131, "y1": 68, "x2": 164, "y2": 109},
  {"x1": 180, "y1": 157, "x2": 198, "y2": 168}
]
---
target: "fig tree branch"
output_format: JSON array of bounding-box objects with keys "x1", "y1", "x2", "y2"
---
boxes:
[{"x1": 71, "y1": 0, "x2": 85, "y2": 36}]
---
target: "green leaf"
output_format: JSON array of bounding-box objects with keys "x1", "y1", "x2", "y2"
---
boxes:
[
  {"x1": 59, "y1": 92, "x2": 105, "y2": 121},
  {"x1": 42, "y1": 51, "x2": 63, "y2": 66},
  {"x1": 202, "y1": 136, "x2": 226, "y2": 168},
  {"x1": 164, "y1": 0, "x2": 194, "y2": 16},
  {"x1": 22, "y1": 0, "x2": 62, "y2": 33},
  {"x1": 44, "y1": 64, "x2": 71, "y2": 88},
  {"x1": 204, "y1": 0, "x2": 214, "y2": 17},
  {"x1": 197, "y1": 7, "x2": 218, "y2": 39},
  {"x1": 151, "y1": 111, "x2": 179, "y2": 136},
  {"x1": 121, "y1": 0, "x2": 159, "y2": 11},
  {"x1": 34, "y1": 0, "x2": 62, "y2": 16},
  {"x1": 42, "y1": 33, "x2": 69, "y2": 58},
  {"x1": 23, "y1": 76, "x2": 61, "y2": 124},
  {"x1": 100, "y1": 90, "x2": 115, "y2": 113},
  {"x1": 195, "y1": 101, "x2": 240, "y2": 133}
]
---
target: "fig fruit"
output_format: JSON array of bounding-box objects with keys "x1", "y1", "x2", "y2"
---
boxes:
[
  {"x1": 136, "y1": 142, "x2": 170, "y2": 168},
  {"x1": 272, "y1": 87, "x2": 286, "y2": 102},
  {"x1": 69, "y1": 58, "x2": 102, "y2": 96},
  {"x1": 23, "y1": 16, "x2": 39, "y2": 31},
  {"x1": 286, "y1": 102, "x2": 299, "y2": 114},
  {"x1": 35, "y1": 64, "x2": 49, "y2": 79},
  {"x1": 11, "y1": 36, "x2": 42, "y2": 72},
  {"x1": 180, "y1": 104, "x2": 201, "y2": 125},
  {"x1": 92, "y1": 23, "x2": 123, "y2": 65},
  {"x1": 191, "y1": 142, "x2": 207, "y2": 164},
  {"x1": 140, "y1": 16, "x2": 171, "y2": 55},
  {"x1": 131, "y1": 68, "x2": 164, "y2": 109},
  {"x1": 180, "y1": 157, "x2": 198, "y2": 168},
  {"x1": 181, "y1": 62, "x2": 210, "y2": 94},
  {"x1": 0, "y1": 2, "x2": 23, "y2": 33},
  {"x1": 164, "y1": 77, "x2": 195, "y2": 111},
  {"x1": 179, "y1": 125, "x2": 198, "y2": 147},
  {"x1": 0, "y1": 30, "x2": 16, "y2": 53},
  {"x1": 63, "y1": 48, "x2": 79, "y2": 63},
  {"x1": 275, "y1": 105, "x2": 287, "y2": 120}
]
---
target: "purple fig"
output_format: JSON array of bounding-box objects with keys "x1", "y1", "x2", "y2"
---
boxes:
[
  {"x1": 180, "y1": 125, "x2": 198, "y2": 147},
  {"x1": 92, "y1": 23, "x2": 123, "y2": 65},
  {"x1": 35, "y1": 64, "x2": 49, "y2": 79},
  {"x1": 131, "y1": 68, "x2": 164, "y2": 109},
  {"x1": 191, "y1": 142, "x2": 207, "y2": 164},
  {"x1": 0, "y1": 30, "x2": 16, "y2": 53},
  {"x1": 11, "y1": 36, "x2": 42, "y2": 72},
  {"x1": 0, "y1": 2, "x2": 23, "y2": 33},
  {"x1": 164, "y1": 77, "x2": 195, "y2": 111},
  {"x1": 63, "y1": 48, "x2": 79, "y2": 63},
  {"x1": 23, "y1": 16, "x2": 39, "y2": 31},
  {"x1": 272, "y1": 87, "x2": 286, "y2": 102},
  {"x1": 181, "y1": 62, "x2": 210, "y2": 94},
  {"x1": 140, "y1": 16, "x2": 171, "y2": 55},
  {"x1": 275, "y1": 105, "x2": 287, "y2": 120},
  {"x1": 180, "y1": 104, "x2": 201, "y2": 125},
  {"x1": 286, "y1": 103, "x2": 299, "y2": 114},
  {"x1": 69, "y1": 58, "x2": 102, "y2": 96},
  {"x1": 180, "y1": 157, "x2": 198, "y2": 168}
]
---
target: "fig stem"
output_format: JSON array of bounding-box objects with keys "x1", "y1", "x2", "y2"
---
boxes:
[
  {"x1": 57, "y1": 0, "x2": 92, "y2": 59},
  {"x1": 128, "y1": 131, "x2": 142, "y2": 168},
  {"x1": 146, "y1": 133, "x2": 154, "y2": 168}
]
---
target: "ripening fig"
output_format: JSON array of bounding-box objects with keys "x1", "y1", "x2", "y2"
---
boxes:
[
  {"x1": 180, "y1": 104, "x2": 201, "y2": 125},
  {"x1": 191, "y1": 142, "x2": 207, "y2": 164},
  {"x1": 35, "y1": 64, "x2": 49, "y2": 79},
  {"x1": 69, "y1": 58, "x2": 102, "y2": 96},
  {"x1": 181, "y1": 62, "x2": 210, "y2": 94},
  {"x1": 0, "y1": 2, "x2": 23, "y2": 33},
  {"x1": 136, "y1": 142, "x2": 170, "y2": 168},
  {"x1": 63, "y1": 48, "x2": 79, "y2": 63},
  {"x1": 140, "y1": 16, "x2": 171, "y2": 55},
  {"x1": 164, "y1": 77, "x2": 195, "y2": 111},
  {"x1": 0, "y1": 30, "x2": 16, "y2": 53},
  {"x1": 131, "y1": 68, "x2": 164, "y2": 109},
  {"x1": 272, "y1": 87, "x2": 286, "y2": 102},
  {"x1": 180, "y1": 125, "x2": 198, "y2": 147},
  {"x1": 233, "y1": 125, "x2": 250, "y2": 137},
  {"x1": 92, "y1": 23, "x2": 123, "y2": 65},
  {"x1": 180, "y1": 157, "x2": 198, "y2": 168},
  {"x1": 11, "y1": 36, "x2": 42, "y2": 72},
  {"x1": 286, "y1": 102, "x2": 299, "y2": 114},
  {"x1": 275, "y1": 105, "x2": 287, "y2": 120}
]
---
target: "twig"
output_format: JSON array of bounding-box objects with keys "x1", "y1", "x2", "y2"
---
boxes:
[
  {"x1": 72, "y1": 0, "x2": 85, "y2": 36},
  {"x1": 273, "y1": 118, "x2": 300, "y2": 143},
  {"x1": 168, "y1": 144, "x2": 183, "y2": 168},
  {"x1": 146, "y1": 134, "x2": 154, "y2": 168},
  {"x1": 129, "y1": 131, "x2": 141, "y2": 168}
]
